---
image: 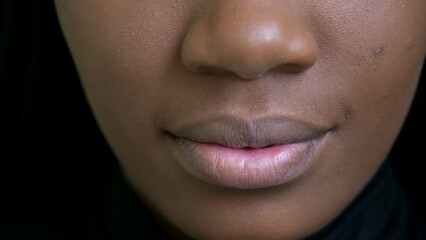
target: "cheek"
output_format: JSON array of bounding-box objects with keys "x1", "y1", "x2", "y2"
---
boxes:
[
  {"x1": 55, "y1": 0, "x2": 192, "y2": 162},
  {"x1": 297, "y1": 0, "x2": 426, "y2": 189},
  {"x1": 313, "y1": 0, "x2": 425, "y2": 136}
]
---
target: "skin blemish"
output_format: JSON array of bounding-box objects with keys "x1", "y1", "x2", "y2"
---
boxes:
[{"x1": 371, "y1": 45, "x2": 385, "y2": 58}]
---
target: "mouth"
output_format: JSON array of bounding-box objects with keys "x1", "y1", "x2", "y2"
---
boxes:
[{"x1": 167, "y1": 116, "x2": 332, "y2": 189}]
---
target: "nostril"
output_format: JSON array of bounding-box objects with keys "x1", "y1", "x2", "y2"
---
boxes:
[{"x1": 195, "y1": 66, "x2": 231, "y2": 76}]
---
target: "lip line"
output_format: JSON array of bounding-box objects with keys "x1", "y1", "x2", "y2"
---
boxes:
[
  {"x1": 171, "y1": 130, "x2": 327, "y2": 151},
  {"x1": 171, "y1": 136, "x2": 315, "y2": 149},
  {"x1": 166, "y1": 115, "x2": 332, "y2": 148}
]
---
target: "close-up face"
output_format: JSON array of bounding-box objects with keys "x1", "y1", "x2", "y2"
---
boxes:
[{"x1": 54, "y1": 1, "x2": 426, "y2": 239}]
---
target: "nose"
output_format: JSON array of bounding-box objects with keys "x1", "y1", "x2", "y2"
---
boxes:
[{"x1": 181, "y1": 2, "x2": 319, "y2": 80}]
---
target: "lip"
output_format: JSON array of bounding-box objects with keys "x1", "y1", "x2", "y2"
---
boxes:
[{"x1": 168, "y1": 116, "x2": 331, "y2": 189}]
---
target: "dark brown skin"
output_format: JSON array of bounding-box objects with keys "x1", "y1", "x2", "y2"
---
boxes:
[{"x1": 54, "y1": 1, "x2": 426, "y2": 239}]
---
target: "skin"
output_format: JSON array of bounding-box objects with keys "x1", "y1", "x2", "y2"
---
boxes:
[{"x1": 54, "y1": 0, "x2": 426, "y2": 239}]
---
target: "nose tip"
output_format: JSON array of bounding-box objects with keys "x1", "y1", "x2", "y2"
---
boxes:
[{"x1": 181, "y1": 3, "x2": 319, "y2": 80}]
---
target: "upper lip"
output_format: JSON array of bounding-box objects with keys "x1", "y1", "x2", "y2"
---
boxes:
[{"x1": 167, "y1": 116, "x2": 331, "y2": 148}]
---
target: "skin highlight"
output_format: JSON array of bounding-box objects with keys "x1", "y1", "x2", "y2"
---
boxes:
[{"x1": 54, "y1": 1, "x2": 426, "y2": 239}]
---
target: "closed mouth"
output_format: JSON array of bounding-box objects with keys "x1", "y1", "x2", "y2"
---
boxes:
[{"x1": 167, "y1": 115, "x2": 332, "y2": 189}]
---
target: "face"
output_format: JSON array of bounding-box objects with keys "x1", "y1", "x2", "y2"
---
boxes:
[{"x1": 54, "y1": 1, "x2": 426, "y2": 239}]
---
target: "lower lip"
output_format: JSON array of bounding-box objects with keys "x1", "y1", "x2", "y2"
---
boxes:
[{"x1": 175, "y1": 137, "x2": 324, "y2": 189}]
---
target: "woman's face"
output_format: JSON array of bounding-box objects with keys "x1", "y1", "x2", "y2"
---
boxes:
[{"x1": 55, "y1": 1, "x2": 426, "y2": 239}]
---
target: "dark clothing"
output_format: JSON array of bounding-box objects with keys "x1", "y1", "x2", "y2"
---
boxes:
[
  {"x1": 306, "y1": 160, "x2": 425, "y2": 240},
  {"x1": 1, "y1": 159, "x2": 424, "y2": 240}
]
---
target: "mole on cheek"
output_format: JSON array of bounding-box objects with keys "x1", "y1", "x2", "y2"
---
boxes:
[{"x1": 371, "y1": 45, "x2": 385, "y2": 58}]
